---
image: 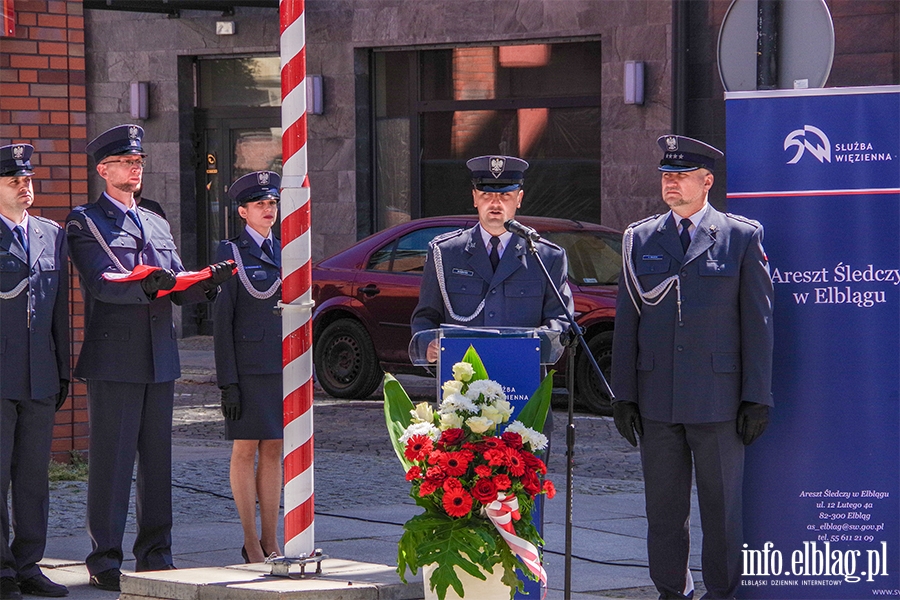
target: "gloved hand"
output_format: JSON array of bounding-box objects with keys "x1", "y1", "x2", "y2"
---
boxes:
[
  {"x1": 736, "y1": 401, "x2": 769, "y2": 445},
  {"x1": 220, "y1": 384, "x2": 241, "y2": 420},
  {"x1": 55, "y1": 379, "x2": 69, "y2": 411},
  {"x1": 613, "y1": 401, "x2": 643, "y2": 447},
  {"x1": 141, "y1": 268, "x2": 177, "y2": 297},
  {"x1": 198, "y1": 261, "x2": 235, "y2": 292}
]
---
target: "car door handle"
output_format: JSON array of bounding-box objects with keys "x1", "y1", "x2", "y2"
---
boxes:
[{"x1": 359, "y1": 284, "x2": 380, "y2": 297}]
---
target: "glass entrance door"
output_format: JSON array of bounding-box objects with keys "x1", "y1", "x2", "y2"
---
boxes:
[{"x1": 195, "y1": 111, "x2": 282, "y2": 333}]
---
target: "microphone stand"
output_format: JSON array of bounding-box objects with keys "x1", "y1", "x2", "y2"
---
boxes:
[{"x1": 517, "y1": 233, "x2": 615, "y2": 600}]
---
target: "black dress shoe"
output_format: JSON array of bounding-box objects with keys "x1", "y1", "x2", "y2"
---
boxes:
[
  {"x1": 88, "y1": 569, "x2": 120, "y2": 592},
  {"x1": 0, "y1": 577, "x2": 22, "y2": 600},
  {"x1": 17, "y1": 573, "x2": 67, "y2": 597}
]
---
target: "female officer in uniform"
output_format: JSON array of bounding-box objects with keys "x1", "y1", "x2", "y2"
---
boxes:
[{"x1": 213, "y1": 171, "x2": 283, "y2": 563}]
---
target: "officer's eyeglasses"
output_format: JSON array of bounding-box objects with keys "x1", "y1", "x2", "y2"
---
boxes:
[{"x1": 102, "y1": 159, "x2": 146, "y2": 170}]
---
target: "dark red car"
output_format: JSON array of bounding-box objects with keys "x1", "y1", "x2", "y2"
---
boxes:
[{"x1": 311, "y1": 216, "x2": 622, "y2": 414}]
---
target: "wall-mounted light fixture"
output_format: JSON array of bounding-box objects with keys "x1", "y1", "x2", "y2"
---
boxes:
[
  {"x1": 624, "y1": 61, "x2": 645, "y2": 105},
  {"x1": 307, "y1": 74, "x2": 324, "y2": 115},
  {"x1": 130, "y1": 81, "x2": 149, "y2": 119}
]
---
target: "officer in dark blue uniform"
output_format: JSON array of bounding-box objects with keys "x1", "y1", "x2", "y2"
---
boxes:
[
  {"x1": 213, "y1": 171, "x2": 284, "y2": 564},
  {"x1": 611, "y1": 135, "x2": 774, "y2": 599},
  {"x1": 411, "y1": 155, "x2": 573, "y2": 350},
  {"x1": 0, "y1": 144, "x2": 69, "y2": 599},
  {"x1": 65, "y1": 125, "x2": 234, "y2": 591}
]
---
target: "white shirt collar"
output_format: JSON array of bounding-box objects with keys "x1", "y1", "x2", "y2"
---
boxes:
[
  {"x1": 244, "y1": 225, "x2": 273, "y2": 249},
  {"x1": 478, "y1": 225, "x2": 512, "y2": 255},
  {"x1": 104, "y1": 191, "x2": 135, "y2": 213},
  {"x1": 670, "y1": 201, "x2": 710, "y2": 231},
  {"x1": 0, "y1": 211, "x2": 28, "y2": 233}
]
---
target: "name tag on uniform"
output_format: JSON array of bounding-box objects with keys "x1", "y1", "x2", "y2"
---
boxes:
[
  {"x1": 642, "y1": 255, "x2": 663, "y2": 261},
  {"x1": 451, "y1": 268, "x2": 474, "y2": 277}
]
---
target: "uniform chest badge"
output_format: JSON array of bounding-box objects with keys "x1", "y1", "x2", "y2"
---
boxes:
[{"x1": 452, "y1": 268, "x2": 474, "y2": 277}]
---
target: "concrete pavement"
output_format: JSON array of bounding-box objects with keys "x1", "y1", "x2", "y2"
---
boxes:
[{"x1": 34, "y1": 336, "x2": 707, "y2": 599}]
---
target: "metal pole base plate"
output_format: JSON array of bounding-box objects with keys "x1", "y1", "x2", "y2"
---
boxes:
[{"x1": 267, "y1": 549, "x2": 328, "y2": 578}]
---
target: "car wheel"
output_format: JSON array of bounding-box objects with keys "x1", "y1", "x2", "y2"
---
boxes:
[
  {"x1": 575, "y1": 330, "x2": 614, "y2": 416},
  {"x1": 314, "y1": 318, "x2": 383, "y2": 399}
]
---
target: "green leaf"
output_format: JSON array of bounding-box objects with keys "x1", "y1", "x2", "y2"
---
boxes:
[
  {"x1": 515, "y1": 369, "x2": 555, "y2": 434},
  {"x1": 460, "y1": 345, "x2": 489, "y2": 381},
  {"x1": 383, "y1": 373, "x2": 415, "y2": 472}
]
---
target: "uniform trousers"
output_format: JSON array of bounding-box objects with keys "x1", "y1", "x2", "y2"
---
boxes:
[
  {"x1": 640, "y1": 418, "x2": 744, "y2": 600},
  {"x1": 0, "y1": 394, "x2": 56, "y2": 580},
  {"x1": 85, "y1": 380, "x2": 174, "y2": 574}
]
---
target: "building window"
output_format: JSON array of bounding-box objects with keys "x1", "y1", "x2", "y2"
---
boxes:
[{"x1": 373, "y1": 41, "x2": 601, "y2": 232}]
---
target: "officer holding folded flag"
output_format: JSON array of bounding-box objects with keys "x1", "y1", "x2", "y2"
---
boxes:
[{"x1": 65, "y1": 124, "x2": 234, "y2": 591}]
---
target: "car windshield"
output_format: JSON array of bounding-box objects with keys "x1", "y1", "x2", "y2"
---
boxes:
[{"x1": 543, "y1": 230, "x2": 622, "y2": 286}]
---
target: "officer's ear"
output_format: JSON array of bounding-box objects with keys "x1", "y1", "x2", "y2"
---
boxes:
[{"x1": 703, "y1": 170, "x2": 714, "y2": 191}]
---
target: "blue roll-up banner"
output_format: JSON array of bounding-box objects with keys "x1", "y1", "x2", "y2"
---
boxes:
[
  {"x1": 726, "y1": 86, "x2": 900, "y2": 598},
  {"x1": 440, "y1": 335, "x2": 542, "y2": 600}
]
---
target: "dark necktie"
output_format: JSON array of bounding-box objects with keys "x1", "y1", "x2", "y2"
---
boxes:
[
  {"x1": 13, "y1": 225, "x2": 28, "y2": 256},
  {"x1": 127, "y1": 208, "x2": 144, "y2": 240},
  {"x1": 679, "y1": 218, "x2": 692, "y2": 253},
  {"x1": 489, "y1": 236, "x2": 501, "y2": 271},
  {"x1": 261, "y1": 238, "x2": 275, "y2": 262}
]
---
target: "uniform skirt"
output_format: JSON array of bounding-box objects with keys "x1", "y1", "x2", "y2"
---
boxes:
[{"x1": 225, "y1": 373, "x2": 283, "y2": 440}]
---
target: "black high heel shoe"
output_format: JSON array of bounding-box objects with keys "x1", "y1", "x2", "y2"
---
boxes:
[
  {"x1": 260, "y1": 540, "x2": 274, "y2": 558},
  {"x1": 241, "y1": 545, "x2": 250, "y2": 563}
]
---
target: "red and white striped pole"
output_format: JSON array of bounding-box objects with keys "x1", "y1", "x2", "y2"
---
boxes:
[{"x1": 279, "y1": 0, "x2": 315, "y2": 558}]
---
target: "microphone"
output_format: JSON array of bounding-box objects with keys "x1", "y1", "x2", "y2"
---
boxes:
[{"x1": 504, "y1": 219, "x2": 542, "y2": 242}]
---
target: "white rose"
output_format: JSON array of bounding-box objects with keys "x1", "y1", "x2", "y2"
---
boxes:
[
  {"x1": 440, "y1": 412, "x2": 464, "y2": 429},
  {"x1": 452, "y1": 362, "x2": 475, "y2": 382},
  {"x1": 480, "y1": 404, "x2": 504, "y2": 425},
  {"x1": 442, "y1": 380, "x2": 464, "y2": 399},
  {"x1": 466, "y1": 415, "x2": 495, "y2": 434},
  {"x1": 410, "y1": 402, "x2": 435, "y2": 424},
  {"x1": 492, "y1": 399, "x2": 513, "y2": 423}
]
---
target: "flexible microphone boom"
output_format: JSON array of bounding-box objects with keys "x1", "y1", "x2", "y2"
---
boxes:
[{"x1": 504, "y1": 219, "x2": 542, "y2": 242}]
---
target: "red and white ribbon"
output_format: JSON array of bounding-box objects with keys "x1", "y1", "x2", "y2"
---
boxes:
[{"x1": 485, "y1": 493, "x2": 547, "y2": 594}]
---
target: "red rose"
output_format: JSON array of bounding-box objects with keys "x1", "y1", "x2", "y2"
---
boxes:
[
  {"x1": 404, "y1": 435, "x2": 433, "y2": 462},
  {"x1": 442, "y1": 487, "x2": 474, "y2": 518},
  {"x1": 542, "y1": 479, "x2": 557, "y2": 499},
  {"x1": 405, "y1": 466, "x2": 422, "y2": 481},
  {"x1": 501, "y1": 431, "x2": 523, "y2": 449},
  {"x1": 522, "y1": 452, "x2": 547, "y2": 475},
  {"x1": 439, "y1": 428, "x2": 466, "y2": 447},
  {"x1": 471, "y1": 477, "x2": 498, "y2": 504}
]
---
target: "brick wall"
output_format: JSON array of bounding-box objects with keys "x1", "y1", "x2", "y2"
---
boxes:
[{"x1": 0, "y1": 0, "x2": 88, "y2": 462}]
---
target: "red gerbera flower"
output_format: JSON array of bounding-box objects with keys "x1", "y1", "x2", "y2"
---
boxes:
[
  {"x1": 543, "y1": 479, "x2": 557, "y2": 499},
  {"x1": 439, "y1": 450, "x2": 473, "y2": 477},
  {"x1": 474, "y1": 465, "x2": 493, "y2": 478},
  {"x1": 404, "y1": 435, "x2": 433, "y2": 462},
  {"x1": 480, "y1": 436, "x2": 503, "y2": 449},
  {"x1": 405, "y1": 466, "x2": 422, "y2": 481},
  {"x1": 505, "y1": 447, "x2": 526, "y2": 477},
  {"x1": 442, "y1": 487, "x2": 473, "y2": 518},
  {"x1": 471, "y1": 477, "x2": 498, "y2": 504}
]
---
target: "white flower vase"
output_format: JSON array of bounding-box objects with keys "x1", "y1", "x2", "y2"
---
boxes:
[{"x1": 422, "y1": 562, "x2": 510, "y2": 600}]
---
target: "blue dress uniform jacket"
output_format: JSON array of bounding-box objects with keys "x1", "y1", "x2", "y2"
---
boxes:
[
  {"x1": 411, "y1": 224, "x2": 573, "y2": 334},
  {"x1": 213, "y1": 230, "x2": 283, "y2": 440},
  {"x1": 0, "y1": 216, "x2": 69, "y2": 400},
  {"x1": 612, "y1": 206, "x2": 774, "y2": 423},
  {"x1": 0, "y1": 215, "x2": 69, "y2": 582},
  {"x1": 66, "y1": 194, "x2": 208, "y2": 383},
  {"x1": 213, "y1": 230, "x2": 282, "y2": 386}
]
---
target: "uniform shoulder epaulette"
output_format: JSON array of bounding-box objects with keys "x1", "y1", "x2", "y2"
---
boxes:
[
  {"x1": 535, "y1": 237, "x2": 563, "y2": 252},
  {"x1": 627, "y1": 214, "x2": 660, "y2": 229},
  {"x1": 227, "y1": 234, "x2": 241, "y2": 243},
  {"x1": 32, "y1": 215, "x2": 62, "y2": 229},
  {"x1": 725, "y1": 213, "x2": 761, "y2": 228},
  {"x1": 138, "y1": 206, "x2": 164, "y2": 222},
  {"x1": 428, "y1": 228, "x2": 464, "y2": 247}
]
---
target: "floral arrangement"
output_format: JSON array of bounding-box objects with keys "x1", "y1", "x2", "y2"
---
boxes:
[{"x1": 384, "y1": 346, "x2": 555, "y2": 600}]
